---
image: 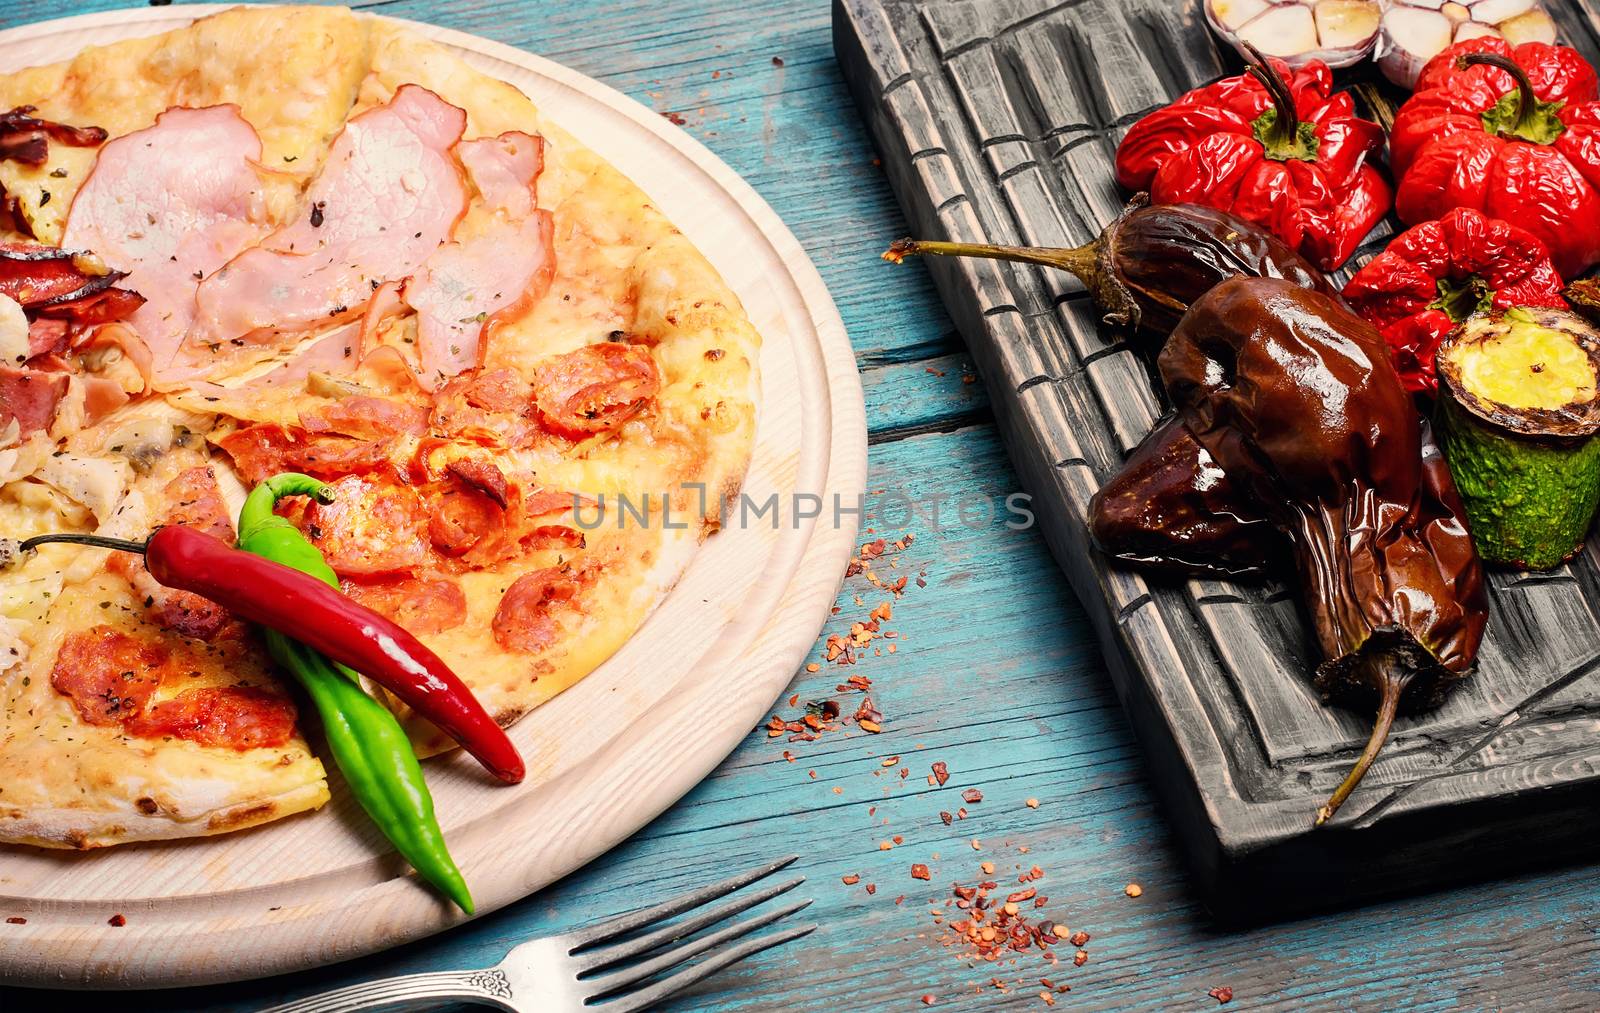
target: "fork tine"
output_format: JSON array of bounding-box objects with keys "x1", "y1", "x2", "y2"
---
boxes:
[
  {"x1": 598, "y1": 920, "x2": 818, "y2": 1013},
  {"x1": 585, "y1": 898, "x2": 813, "y2": 998},
  {"x1": 574, "y1": 876, "x2": 804, "y2": 973},
  {"x1": 568, "y1": 855, "x2": 799, "y2": 949}
]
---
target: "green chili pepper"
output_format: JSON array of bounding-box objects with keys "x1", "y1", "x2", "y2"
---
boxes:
[{"x1": 238, "y1": 472, "x2": 473, "y2": 914}]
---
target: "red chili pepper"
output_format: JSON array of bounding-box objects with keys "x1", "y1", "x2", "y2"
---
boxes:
[
  {"x1": 1391, "y1": 39, "x2": 1600, "y2": 278},
  {"x1": 15, "y1": 526, "x2": 525, "y2": 784},
  {"x1": 1342, "y1": 208, "x2": 1569, "y2": 394},
  {"x1": 1114, "y1": 47, "x2": 1390, "y2": 271}
]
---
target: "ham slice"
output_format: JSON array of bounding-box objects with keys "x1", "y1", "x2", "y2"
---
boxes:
[
  {"x1": 406, "y1": 131, "x2": 555, "y2": 386},
  {"x1": 189, "y1": 85, "x2": 469, "y2": 356},
  {"x1": 0, "y1": 364, "x2": 69, "y2": 436},
  {"x1": 60, "y1": 106, "x2": 272, "y2": 381}
]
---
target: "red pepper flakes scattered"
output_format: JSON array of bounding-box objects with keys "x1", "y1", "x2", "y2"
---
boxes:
[
  {"x1": 107, "y1": 914, "x2": 126, "y2": 927},
  {"x1": 660, "y1": 111, "x2": 688, "y2": 126},
  {"x1": 865, "y1": 883, "x2": 877, "y2": 895},
  {"x1": 1208, "y1": 986, "x2": 1234, "y2": 1005},
  {"x1": 1124, "y1": 882, "x2": 1142, "y2": 898},
  {"x1": 1073, "y1": 950, "x2": 1088, "y2": 967},
  {"x1": 911, "y1": 863, "x2": 931, "y2": 881},
  {"x1": 1068, "y1": 930, "x2": 1089, "y2": 947},
  {"x1": 926, "y1": 366, "x2": 946, "y2": 377},
  {"x1": 771, "y1": 56, "x2": 785, "y2": 67},
  {"x1": 931, "y1": 761, "x2": 949, "y2": 786},
  {"x1": 4, "y1": 916, "x2": 24, "y2": 925},
  {"x1": 962, "y1": 788, "x2": 984, "y2": 804},
  {"x1": 939, "y1": 811, "x2": 953, "y2": 826},
  {"x1": 841, "y1": 874, "x2": 861, "y2": 885},
  {"x1": 920, "y1": 995, "x2": 936, "y2": 1006}
]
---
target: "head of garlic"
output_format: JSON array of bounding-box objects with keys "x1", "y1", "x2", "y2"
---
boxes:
[
  {"x1": 1377, "y1": 0, "x2": 1558, "y2": 88},
  {"x1": 1206, "y1": 0, "x2": 1383, "y2": 69}
]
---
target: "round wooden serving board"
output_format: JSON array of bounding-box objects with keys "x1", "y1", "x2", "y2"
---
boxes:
[{"x1": 0, "y1": 6, "x2": 865, "y2": 989}]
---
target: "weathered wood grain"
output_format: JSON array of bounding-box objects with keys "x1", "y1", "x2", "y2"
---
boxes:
[
  {"x1": 3, "y1": 0, "x2": 1600, "y2": 1010},
  {"x1": 837, "y1": 0, "x2": 1600, "y2": 921}
]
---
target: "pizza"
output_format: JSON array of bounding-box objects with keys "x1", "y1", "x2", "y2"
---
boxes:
[{"x1": 0, "y1": 6, "x2": 760, "y2": 848}]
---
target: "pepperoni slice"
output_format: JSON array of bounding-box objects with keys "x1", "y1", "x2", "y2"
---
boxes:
[
  {"x1": 446, "y1": 458, "x2": 509, "y2": 507},
  {"x1": 426, "y1": 478, "x2": 507, "y2": 559},
  {"x1": 430, "y1": 369, "x2": 537, "y2": 446},
  {"x1": 50, "y1": 625, "x2": 168, "y2": 726},
  {"x1": 492, "y1": 565, "x2": 592, "y2": 653},
  {"x1": 306, "y1": 474, "x2": 431, "y2": 576},
  {"x1": 215, "y1": 424, "x2": 396, "y2": 485},
  {"x1": 340, "y1": 576, "x2": 468, "y2": 635},
  {"x1": 110, "y1": 467, "x2": 236, "y2": 640},
  {"x1": 529, "y1": 343, "x2": 661, "y2": 439},
  {"x1": 124, "y1": 686, "x2": 296, "y2": 750},
  {"x1": 301, "y1": 396, "x2": 428, "y2": 440}
]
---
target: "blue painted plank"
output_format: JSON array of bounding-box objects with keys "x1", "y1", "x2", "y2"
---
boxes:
[{"x1": 0, "y1": 2, "x2": 1596, "y2": 1011}]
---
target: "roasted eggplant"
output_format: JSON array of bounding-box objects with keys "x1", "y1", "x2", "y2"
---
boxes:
[
  {"x1": 1101, "y1": 277, "x2": 1487, "y2": 823},
  {"x1": 884, "y1": 198, "x2": 1343, "y2": 348}
]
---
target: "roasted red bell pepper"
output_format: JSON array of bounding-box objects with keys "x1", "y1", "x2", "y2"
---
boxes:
[
  {"x1": 1115, "y1": 48, "x2": 1390, "y2": 271},
  {"x1": 1342, "y1": 208, "x2": 1568, "y2": 395},
  {"x1": 1391, "y1": 39, "x2": 1600, "y2": 278}
]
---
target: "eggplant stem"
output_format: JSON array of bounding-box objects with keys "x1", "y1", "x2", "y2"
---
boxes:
[
  {"x1": 18, "y1": 533, "x2": 148, "y2": 555},
  {"x1": 884, "y1": 237, "x2": 1097, "y2": 279},
  {"x1": 1316, "y1": 664, "x2": 1408, "y2": 827}
]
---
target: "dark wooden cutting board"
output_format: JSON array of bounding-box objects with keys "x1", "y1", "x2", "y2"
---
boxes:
[{"x1": 835, "y1": 0, "x2": 1600, "y2": 922}]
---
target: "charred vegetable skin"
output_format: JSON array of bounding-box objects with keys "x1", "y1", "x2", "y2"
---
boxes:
[
  {"x1": 884, "y1": 199, "x2": 1343, "y2": 348},
  {"x1": 1088, "y1": 416, "x2": 1283, "y2": 579},
  {"x1": 1123, "y1": 278, "x2": 1486, "y2": 823},
  {"x1": 1342, "y1": 208, "x2": 1568, "y2": 395},
  {"x1": 1435, "y1": 308, "x2": 1600, "y2": 569},
  {"x1": 1391, "y1": 39, "x2": 1600, "y2": 277}
]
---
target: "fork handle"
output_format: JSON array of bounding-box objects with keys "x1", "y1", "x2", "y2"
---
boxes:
[{"x1": 261, "y1": 968, "x2": 517, "y2": 1012}]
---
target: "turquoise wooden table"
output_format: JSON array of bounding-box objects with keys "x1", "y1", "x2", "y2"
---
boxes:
[{"x1": 3, "y1": 1, "x2": 1598, "y2": 1009}]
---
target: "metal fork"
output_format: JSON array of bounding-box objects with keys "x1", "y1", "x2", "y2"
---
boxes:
[{"x1": 264, "y1": 856, "x2": 814, "y2": 1012}]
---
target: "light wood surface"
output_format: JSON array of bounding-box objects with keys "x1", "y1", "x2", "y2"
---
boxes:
[{"x1": 0, "y1": 5, "x2": 865, "y2": 988}]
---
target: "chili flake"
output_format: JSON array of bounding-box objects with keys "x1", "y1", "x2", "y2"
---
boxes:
[
  {"x1": 1125, "y1": 882, "x2": 1143, "y2": 898},
  {"x1": 911, "y1": 863, "x2": 931, "y2": 881},
  {"x1": 1208, "y1": 986, "x2": 1234, "y2": 1005},
  {"x1": 962, "y1": 788, "x2": 984, "y2": 804},
  {"x1": 1073, "y1": 950, "x2": 1088, "y2": 967},
  {"x1": 4, "y1": 917, "x2": 24, "y2": 925},
  {"x1": 107, "y1": 914, "x2": 126, "y2": 927},
  {"x1": 931, "y1": 761, "x2": 949, "y2": 786},
  {"x1": 841, "y1": 874, "x2": 860, "y2": 885}
]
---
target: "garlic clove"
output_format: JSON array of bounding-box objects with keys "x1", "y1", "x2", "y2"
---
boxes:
[
  {"x1": 1453, "y1": 20, "x2": 1503, "y2": 42},
  {"x1": 1237, "y1": 4, "x2": 1320, "y2": 58},
  {"x1": 1467, "y1": 0, "x2": 1537, "y2": 25},
  {"x1": 1316, "y1": 0, "x2": 1382, "y2": 50},
  {"x1": 1499, "y1": 9, "x2": 1557, "y2": 46},
  {"x1": 1377, "y1": 6, "x2": 1457, "y2": 88},
  {"x1": 1211, "y1": 0, "x2": 1272, "y2": 32}
]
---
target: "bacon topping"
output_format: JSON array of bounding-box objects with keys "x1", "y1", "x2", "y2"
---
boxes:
[
  {"x1": 339, "y1": 576, "x2": 468, "y2": 635},
  {"x1": 60, "y1": 106, "x2": 271, "y2": 381},
  {"x1": 125, "y1": 686, "x2": 296, "y2": 751},
  {"x1": 0, "y1": 106, "x2": 106, "y2": 167},
  {"x1": 0, "y1": 364, "x2": 69, "y2": 435},
  {"x1": 110, "y1": 467, "x2": 237, "y2": 640},
  {"x1": 304, "y1": 474, "x2": 431, "y2": 577},
  {"x1": 492, "y1": 565, "x2": 589, "y2": 653},
  {"x1": 0, "y1": 243, "x2": 132, "y2": 312},
  {"x1": 529, "y1": 343, "x2": 661, "y2": 439},
  {"x1": 190, "y1": 85, "x2": 469, "y2": 350},
  {"x1": 407, "y1": 132, "x2": 555, "y2": 385},
  {"x1": 50, "y1": 625, "x2": 167, "y2": 725}
]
